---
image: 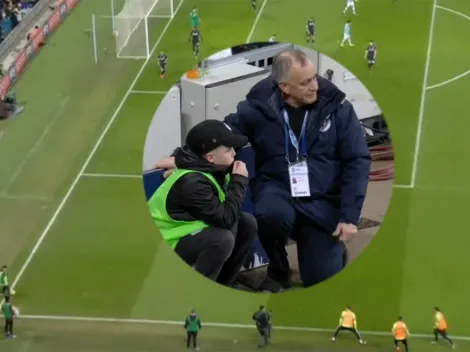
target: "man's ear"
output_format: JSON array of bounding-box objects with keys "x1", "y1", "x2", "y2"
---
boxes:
[{"x1": 278, "y1": 82, "x2": 289, "y2": 95}]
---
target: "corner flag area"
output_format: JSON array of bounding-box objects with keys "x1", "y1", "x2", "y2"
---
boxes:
[{"x1": 0, "y1": 0, "x2": 470, "y2": 350}]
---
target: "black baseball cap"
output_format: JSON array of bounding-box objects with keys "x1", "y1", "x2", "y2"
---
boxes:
[{"x1": 186, "y1": 119, "x2": 248, "y2": 155}]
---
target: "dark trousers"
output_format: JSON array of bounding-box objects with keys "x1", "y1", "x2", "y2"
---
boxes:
[
  {"x1": 175, "y1": 212, "x2": 257, "y2": 286},
  {"x1": 186, "y1": 331, "x2": 198, "y2": 348},
  {"x1": 1, "y1": 285, "x2": 9, "y2": 296},
  {"x1": 333, "y1": 326, "x2": 362, "y2": 340},
  {"x1": 257, "y1": 327, "x2": 269, "y2": 346},
  {"x1": 434, "y1": 328, "x2": 454, "y2": 344},
  {"x1": 254, "y1": 192, "x2": 345, "y2": 287},
  {"x1": 4, "y1": 319, "x2": 13, "y2": 335},
  {"x1": 394, "y1": 339, "x2": 408, "y2": 351}
]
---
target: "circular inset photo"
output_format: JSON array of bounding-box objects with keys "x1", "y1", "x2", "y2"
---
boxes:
[{"x1": 143, "y1": 42, "x2": 393, "y2": 293}]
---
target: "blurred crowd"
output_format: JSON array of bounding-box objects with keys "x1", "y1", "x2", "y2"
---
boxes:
[{"x1": 1, "y1": 0, "x2": 40, "y2": 42}]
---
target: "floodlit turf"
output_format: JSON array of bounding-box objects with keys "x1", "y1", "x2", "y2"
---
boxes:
[{"x1": 1, "y1": 0, "x2": 470, "y2": 350}]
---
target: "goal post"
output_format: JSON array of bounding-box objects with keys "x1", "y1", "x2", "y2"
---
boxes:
[
  {"x1": 90, "y1": 0, "x2": 176, "y2": 63},
  {"x1": 112, "y1": 0, "x2": 176, "y2": 60}
]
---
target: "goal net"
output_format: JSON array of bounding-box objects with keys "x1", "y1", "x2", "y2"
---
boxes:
[{"x1": 112, "y1": 0, "x2": 175, "y2": 59}]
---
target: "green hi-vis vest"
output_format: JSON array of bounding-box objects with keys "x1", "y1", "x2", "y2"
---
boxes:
[
  {"x1": 185, "y1": 315, "x2": 201, "y2": 332},
  {"x1": 1, "y1": 302, "x2": 13, "y2": 319},
  {"x1": 148, "y1": 169, "x2": 227, "y2": 249},
  {"x1": 0, "y1": 272, "x2": 7, "y2": 286}
]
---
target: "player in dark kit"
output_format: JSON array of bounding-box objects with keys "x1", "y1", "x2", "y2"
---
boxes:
[
  {"x1": 188, "y1": 27, "x2": 202, "y2": 59},
  {"x1": 252, "y1": 305, "x2": 271, "y2": 347},
  {"x1": 306, "y1": 17, "x2": 316, "y2": 45},
  {"x1": 158, "y1": 51, "x2": 168, "y2": 79},
  {"x1": 364, "y1": 40, "x2": 377, "y2": 71},
  {"x1": 252, "y1": 0, "x2": 257, "y2": 11}
]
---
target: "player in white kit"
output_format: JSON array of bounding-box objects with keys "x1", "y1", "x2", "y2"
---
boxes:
[
  {"x1": 340, "y1": 20, "x2": 354, "y2": 47},
  {"x1": 343, "y1": 0, "x2": 357, "y2": 15}
]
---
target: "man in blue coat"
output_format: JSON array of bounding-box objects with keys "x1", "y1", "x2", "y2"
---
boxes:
[{"x1": 154, "y1": 49, "x2": 370, "y2": 292}]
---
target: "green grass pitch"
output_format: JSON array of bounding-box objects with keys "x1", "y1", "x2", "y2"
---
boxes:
[{"x1": 1, "y1": 0, "x2": 470, "y2": 350}]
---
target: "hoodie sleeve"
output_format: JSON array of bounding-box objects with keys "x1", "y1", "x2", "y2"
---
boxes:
[
  {"x1": 173, "y1": 173, "x2": 249, "y2": 229},
  {"x1": 336, "y1": 101, "x2": 371, "y2": 225},
  {"x1": 224, "y1": 100, "x2": 254, "y2": 140}
]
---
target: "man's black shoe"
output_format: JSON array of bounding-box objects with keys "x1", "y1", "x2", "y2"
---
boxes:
[{"x1": 259, "y1": 276, "x2": 291, "y2": 293}]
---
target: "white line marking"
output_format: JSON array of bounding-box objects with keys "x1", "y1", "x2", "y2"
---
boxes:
[
  {"x1": 81, "y1": 173, "x2": 141, "y2": 179},
  {"x1": 1, "y1": 96, "x2": 71, "y2": 195},
  {"x1": 20, "y1": 314, "x2": 470, "y2": 341},
  {"x1": 100, "y1": 15, "x2": 172, "y2": 19},
  {"x1": 410, "y1": 0, "x2": 437, "y2": 188},
  {"x1": 0, "y1": 194, "x2": 50, "y2": 202},
  {"x1": 1, "y1": 0, "x2": 186, "y2": 305},
  {"x1": 392, "y1": 184, "x2": 413, "y2": 189},
  {"x1": 425, "y1": 6, "x2": 470, "y2": 90},
  {"x1": 426, "y1": 69, "x2": 470, "y2": 90},
  {"x1": 246, "y1": 0, "x2": 268, "y2": 42},
  {"x1": 436, "y1": 5, "x2": 470, "y2": 21},
  {"x1": 130, "y1": 90, "x2": 167, "y2": 95},
  {"x1": 0, "y1": 130, "x2": 3, "y2": 141}
]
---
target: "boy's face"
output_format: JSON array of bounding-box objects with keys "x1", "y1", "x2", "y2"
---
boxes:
[{"x1": 205, "y1": 145, "x2": 235, "y2": 166}]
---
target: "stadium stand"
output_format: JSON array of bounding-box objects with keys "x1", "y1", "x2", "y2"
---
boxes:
[{"x1": 0, "y1": 0, "x2": 39, "y2": 43}]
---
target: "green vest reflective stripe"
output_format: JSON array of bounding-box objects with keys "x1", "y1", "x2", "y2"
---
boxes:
[{"x1": 148, "y1": 168, "x2": 226, "y2": 249}]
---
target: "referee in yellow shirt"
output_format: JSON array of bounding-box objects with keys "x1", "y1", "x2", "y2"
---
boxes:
[
  {"x1": 432, "y1": 307, "x2": 456, "y2": 349},
  {"x1": 331, "y1": 306, "x2": 365, "y2": 344}
]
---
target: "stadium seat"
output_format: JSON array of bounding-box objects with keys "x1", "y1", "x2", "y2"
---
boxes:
[{"x1": 143, "y1": 145, "x2": 269, "y2": 269}]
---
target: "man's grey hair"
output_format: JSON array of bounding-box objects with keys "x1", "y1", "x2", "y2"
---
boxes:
[{"x1": 271, "y1": 49, "x2": 309, "y2": 83}]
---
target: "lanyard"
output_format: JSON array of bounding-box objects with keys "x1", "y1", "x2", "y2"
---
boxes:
[{"x1": 282, "y1": 109, "x2": 308, "y2": 161}]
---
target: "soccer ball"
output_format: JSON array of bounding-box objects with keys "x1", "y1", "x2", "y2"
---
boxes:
[
  {"x1": 113, "y1": 30, "x2": 119, "y2": 37},
  {"x1": 10, "y1": 288, "x2": 16, "y2": 296}
]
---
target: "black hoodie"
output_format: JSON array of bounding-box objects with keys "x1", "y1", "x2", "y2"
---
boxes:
[{"x1": 165, "y1": 146, "x2": 249, "y2": 230}]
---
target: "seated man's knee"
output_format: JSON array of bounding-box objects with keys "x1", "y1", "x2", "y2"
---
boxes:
[
  {"x1": 239, "y1": 212, "x2": 258, "y2": 241},
  {"x1": 210, "y1": 229, "x2": 236, "y2": 258},
  {"x1": 255, "y1": 196, "x2": 295, "y2": 236}
]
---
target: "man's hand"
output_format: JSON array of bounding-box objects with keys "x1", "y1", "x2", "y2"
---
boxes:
[
  {"x1": 333, "y1": 223, "x2": 358, "y2": 242},
  {"x1": 163, "y1": 169, "x2": 174, "y2": 178},
  {"x1": 232, "y1": 161, "x2": 248, "y2": 177},
  {"x1": 152, "y1": 156, "x2": 176, "y2": 170},
  {"x1": 149, "y1": 156, "x2": 176, "y2": 179}
]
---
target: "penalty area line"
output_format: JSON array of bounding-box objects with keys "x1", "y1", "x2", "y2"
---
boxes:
[
  {"x1": 81, "y1": 173, "x2": 141, "y2": 179},
  {"x1": 130, "y1": 90, "x2": 168, "y2": 95},
  {"x1": 392, "y1": 184, "x2": 413, "y2": 189},
  {"x1": 20, "y1": 314, "x2": 470, "y2": 341}
]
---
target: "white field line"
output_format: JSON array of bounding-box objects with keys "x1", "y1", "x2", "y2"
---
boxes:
[
  {"x1": 130, "y1": 90, "x2": 167, "y2": 94},
  {"x1": 392, "y1": 184, "x2": 413, "y2": 189},
  {"x1": 0, "y1": 194, "x2": 51, "y2": 202},
  {"x1": 81, "y1": 173, "x2": 141, "y2": 179},
  {"x1": 0, "y1": 0, "x2": 187, "y2": 306},
  {"x1": 426, "y1": 69, "x2": 470, "y2": 90},
  {"x1": 425, "y1": 6, "x2": 470, "y2": 90},
  {"x1": 20, "y1": 314, "x2": 470, "y2": 341},
  {"x1": 409, "y1": 0, "x2": 437, "y2": 188},
  {"x1": 246, "y1": 0, "x2": 268, "y2": 42}
]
